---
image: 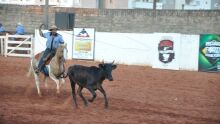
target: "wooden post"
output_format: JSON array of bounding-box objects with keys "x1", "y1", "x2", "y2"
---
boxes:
[{"x1": 43, "y1": 0, "x2": 49, "y2": 29}]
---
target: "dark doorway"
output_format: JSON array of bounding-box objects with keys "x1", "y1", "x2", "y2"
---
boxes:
[{"x1": 55, "y1": 12, "x2": 75, "y2": 30}]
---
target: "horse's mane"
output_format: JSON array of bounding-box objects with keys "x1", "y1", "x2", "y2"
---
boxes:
[{"x1": 49, "y1": 43, "x2": 66, "y2": 77}]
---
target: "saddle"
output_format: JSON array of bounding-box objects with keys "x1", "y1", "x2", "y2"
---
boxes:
[{"x1": 34, "y1": 51, "x2": 53, "y2": 65}]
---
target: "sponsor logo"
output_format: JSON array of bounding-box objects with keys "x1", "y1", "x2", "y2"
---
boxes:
[
  {"x1": 203, "y1": 40, "x2": 220, "y2": 58},
  {"x1": 76, "y1": 28, "x2": 90, "y2": 37},
  {"x1": 75, "y1": 28, "x2": 92, "y2": 52},
  {"x1": 158, "y1": 40, "x2": 175, "y2": 63}
]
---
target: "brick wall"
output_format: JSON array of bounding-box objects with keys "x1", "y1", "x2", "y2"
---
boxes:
[{"x1": 0, "y1": 4, "x2": 220, "y2": 34}]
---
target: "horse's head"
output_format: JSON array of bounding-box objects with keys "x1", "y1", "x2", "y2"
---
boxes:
[{"x1": 55, "y1": 43, "x2": 67, "y2": 59}]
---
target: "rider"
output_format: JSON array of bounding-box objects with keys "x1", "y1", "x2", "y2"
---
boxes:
[{"x1": 35, "y1": 24, "x2": 64, "y2": 75}]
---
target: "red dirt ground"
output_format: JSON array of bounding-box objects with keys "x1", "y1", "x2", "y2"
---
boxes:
[{"x1": 0, "y1": 56, "x2": 220, "y2": 124}]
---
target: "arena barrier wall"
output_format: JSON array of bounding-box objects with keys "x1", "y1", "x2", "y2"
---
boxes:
[{"x1": 34, "y1": 30, "x2": 200, "y2": 71}]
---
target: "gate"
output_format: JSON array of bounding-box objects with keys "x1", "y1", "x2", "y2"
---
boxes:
[{"x1": 4, "y1": 34, "x2": 33, "y2": 57}]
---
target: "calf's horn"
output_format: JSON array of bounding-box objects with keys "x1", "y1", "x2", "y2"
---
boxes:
[{"x1": 112, "y1": 60, "x2": 115, "y2": 64}]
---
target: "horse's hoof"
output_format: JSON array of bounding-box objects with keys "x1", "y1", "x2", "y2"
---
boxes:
[
  {"x1": 38, "y1": 93, "x2": 42, "y2": 97},
  {"x1": 56, "y1": 91, "x2": 60, "y2": 94}
]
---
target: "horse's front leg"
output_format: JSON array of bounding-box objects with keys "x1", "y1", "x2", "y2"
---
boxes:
[
  {"x1": 48, "y1": 65, "x2": 61, "y2": 94},
  {"x1": 49, "y1": 73, "x2": 60, "y2": 94},
  {"x1": 55, "y1": 79, "x2": 60, "y2": 94},
  {"x1": 59, "y1": 78, "x2": 65, "y2": 86}
]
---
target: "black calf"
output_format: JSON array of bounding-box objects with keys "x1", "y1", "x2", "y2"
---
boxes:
[{"x1": 67, "y1": 61, "x2": 117, "y2": 108}]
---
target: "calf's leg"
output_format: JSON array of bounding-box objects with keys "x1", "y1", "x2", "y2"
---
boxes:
[
  {"x1": 69, "y1": 79, "x2": 78, "y2": 108},
  {"x1": 87, "y1": 87, "x2": 97, "y2": 103},
  {"x1": 77, "y1": 86, "x2": 88, "y2": 106},
  {"x1": 98, "y1": 86, "x2": 108, "y2": 108}
]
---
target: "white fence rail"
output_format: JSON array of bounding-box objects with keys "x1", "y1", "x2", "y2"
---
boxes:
[
  {"x1": 1, "y1": 34, "x2": 33, "y2": 58},
  {"x1": 0, "y1": 36, "x2": 5, "y2": 55}
]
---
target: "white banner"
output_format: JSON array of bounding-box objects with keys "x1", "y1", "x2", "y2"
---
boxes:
[
  {"x1": 180, "y1": 34, "x2": 199, "y2": 71},
  {"x1": 152, "y1": 33, "x2": 181, "y2": 70},
  {"x1": 95, "y1": 32, "x2": 153, "y2": 65},
  {"x1": 73, "y1": 28, "x2": 95, "y2": 60}
]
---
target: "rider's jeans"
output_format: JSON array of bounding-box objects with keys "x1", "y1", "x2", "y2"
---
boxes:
[{"x1": 37, "y1": 48, "x2": 56, "y2": 76}]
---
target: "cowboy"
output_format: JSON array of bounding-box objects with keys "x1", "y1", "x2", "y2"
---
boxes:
[
  {"x1": 35, "y1": 24, "x2": 64, "y2": 75},
  {"x1": 15, "y1": 22, "x2": 25, "y2": 35}
]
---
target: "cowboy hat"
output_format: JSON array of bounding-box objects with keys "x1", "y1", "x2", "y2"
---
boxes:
[{"x1": 49, "y1": 25, "x2": 59, "y2": 31}]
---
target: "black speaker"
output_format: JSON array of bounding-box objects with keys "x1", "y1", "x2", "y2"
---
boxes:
[{"x1": 55, "y1": 12, "x2": 75, "y2": 30}]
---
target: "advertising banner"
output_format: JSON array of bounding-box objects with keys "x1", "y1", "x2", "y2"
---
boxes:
[
  {"x1": 152, "y1": 33, "x2": 181, "y2": 70},
  {"x1": 73, "y1": 28, "x2": 95, "y2": 60},
  {"x1": 199, "y1": 34, "x2": 220, "y2": 72}
]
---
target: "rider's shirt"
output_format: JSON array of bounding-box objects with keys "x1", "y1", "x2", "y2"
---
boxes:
[{"x1": 43, "y1": 32, "x2": 64, "y2": 49}]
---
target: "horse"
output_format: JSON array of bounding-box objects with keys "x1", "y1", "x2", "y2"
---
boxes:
[{"x1": 27, "y1": 43, "x2": 67, "y2": 96}]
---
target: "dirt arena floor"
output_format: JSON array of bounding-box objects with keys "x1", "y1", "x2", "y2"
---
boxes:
[{"x1": 0, "y1": 56, "x2": 220, "y2": 124}]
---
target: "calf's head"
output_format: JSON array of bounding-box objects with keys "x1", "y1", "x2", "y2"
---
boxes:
[{"x1": 99, "y1": 61, "x2": 117, "y2": 81}]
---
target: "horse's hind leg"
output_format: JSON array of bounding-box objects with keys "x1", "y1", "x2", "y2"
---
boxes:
[
  {"x1": 26, "y1": 64, "x2": 32, "y2": 77},
  {"x1": 34, "y1": 73, "x2": 41, "y2": 97},
  {"x1": 43, "y1": 76, "x2": 49, "y2": 93}
]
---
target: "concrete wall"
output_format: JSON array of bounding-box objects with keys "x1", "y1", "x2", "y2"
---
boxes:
[{"x1": 0, "y1": 4, "x2": 220, "y2": 34}]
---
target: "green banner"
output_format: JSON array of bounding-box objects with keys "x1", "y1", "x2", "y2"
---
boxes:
[{"x1": 199, "y1": 34, "x2": 220, "y2": 72}]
